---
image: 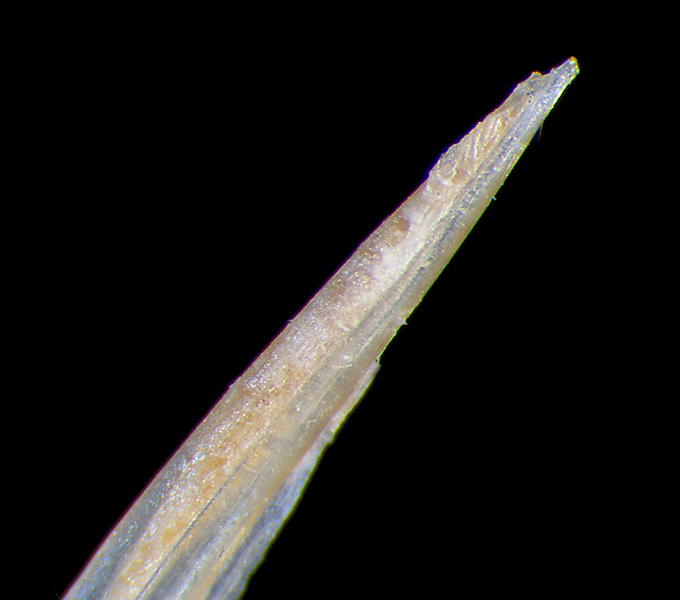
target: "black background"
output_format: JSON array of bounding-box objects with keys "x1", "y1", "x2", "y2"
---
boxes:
[{"x1": 22, "y1": 14, "x2": 650, "y2": 599}]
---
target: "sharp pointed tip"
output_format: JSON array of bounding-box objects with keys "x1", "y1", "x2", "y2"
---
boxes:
[{"x1": 554, "y1": 56, "x2": 580, "y2": 81}]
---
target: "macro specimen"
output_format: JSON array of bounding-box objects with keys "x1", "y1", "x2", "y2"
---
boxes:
[{"x1": 64, "y1": 57, "x2": 579, "y2": 600}]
